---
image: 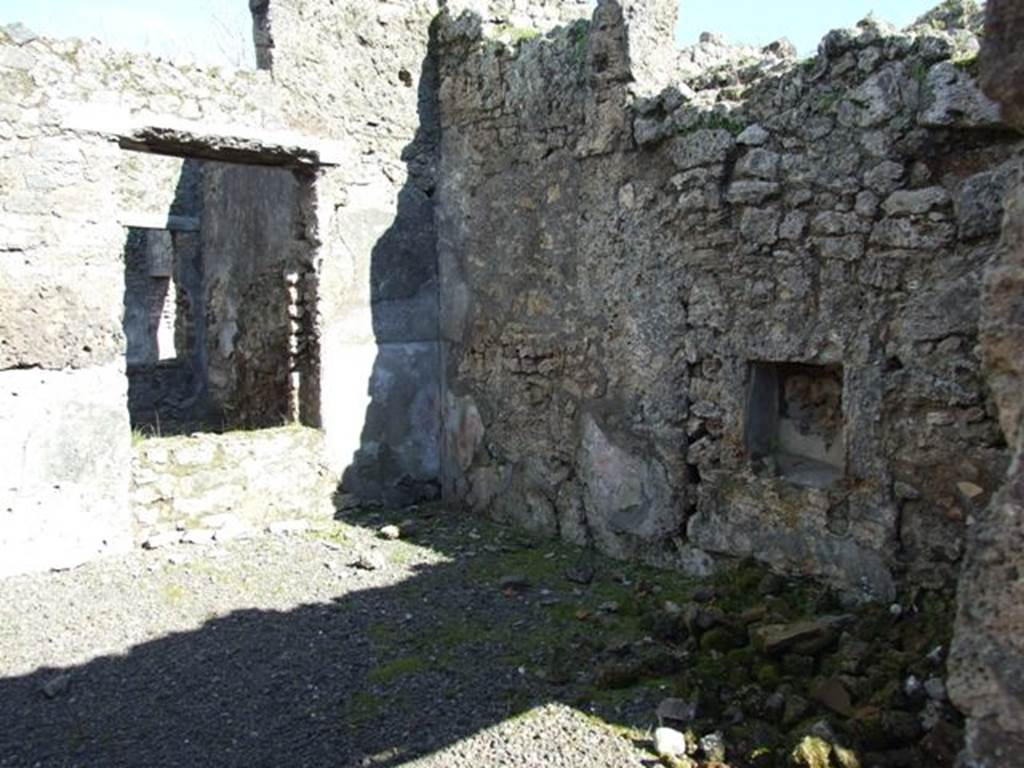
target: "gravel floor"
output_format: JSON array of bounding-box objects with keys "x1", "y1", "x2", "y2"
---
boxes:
[{"x1": 0, "y1": 506, "x2": 661, "y2": 768}]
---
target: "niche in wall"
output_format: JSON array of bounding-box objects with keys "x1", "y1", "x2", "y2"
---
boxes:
[{"x1": 746, "y1": 361, "x2": 846, "y2": 489}]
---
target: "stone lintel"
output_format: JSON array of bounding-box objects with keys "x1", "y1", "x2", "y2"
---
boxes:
[
  {"x1": 118, "y1": 212, "x2": 201, "y2": 232},
  {"x1": 64, "y1": 105, "x2": 344, "y2": 168}
]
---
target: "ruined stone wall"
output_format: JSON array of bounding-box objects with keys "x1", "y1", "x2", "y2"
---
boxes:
[
  {"x1": 437, "y1": 1, "x2": 1022, "y2": 597},
  {"x1": 948, "y1": 0, "x2": 1024, "y2": 763},
  {"x1": 0, "y1": 27, "x2": 282, "y2": 575},
  {"x1": 201, "y1": 163, "x2": 312, "y2": 431},
  {"x1": 132, "y1": 427, "x2": 337, "y2": 547},
  {"x1": 253, "y1": 0, "x2": 444, "y2": 504},
  {"x1": 0, "y1": 1, "x2": 459, "y2": 573}
]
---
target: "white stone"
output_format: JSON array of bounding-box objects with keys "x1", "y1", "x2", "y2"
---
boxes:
[
  {"x1": 654, "y1": 727, "x2": 687, "y2": 758},
  {"x1": 181, "y1": 528, "x2": 216, "y2": 545},
  {"x1": 143, "y1": 531, "x2": 181, "y2": 550},
  {"x1": 200, "y1": 512, "x2": 241, "y2": 530},
  {"x1": 214, "y1": 522, "x2": 257, "y2": 542},
  {"x1": 925, "y1": 677, "x2": 947, "y2": 701},
  {"x1": 268, "y1": 519, "x2": 310, "y2": 536}
]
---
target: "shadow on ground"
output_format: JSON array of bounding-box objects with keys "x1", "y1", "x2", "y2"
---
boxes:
[
  {"x1": 0, "y1": 505, "x2": 696, "y2": 768},
  {"x1": 0, "y1": 502, "x2": 965, "y2": 768}
]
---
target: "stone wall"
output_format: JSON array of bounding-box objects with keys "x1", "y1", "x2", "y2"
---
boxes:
[
  {"x1": 0, "y1": 2, "x2": 446, "y2": 573},
  {"x1": 436, "y1": 0, "x2": 1021, "y2": 597},
  {"x1": 0, "y1": 28, "x2": 272, "y2": 575},
  {"x1": 948, "y1": 0, "x2": 1024, "y2": 764},
  {"x1": 132, "y1": 427, "x2": 337, "y2": 547},
  {"x1": 252, "y1": 0, "x2": 445, "y2": 505}
]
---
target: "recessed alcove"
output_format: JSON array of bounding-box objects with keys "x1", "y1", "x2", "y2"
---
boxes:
[{"x1": 746, "y1": 361, "x2": 846, "y2": 489}]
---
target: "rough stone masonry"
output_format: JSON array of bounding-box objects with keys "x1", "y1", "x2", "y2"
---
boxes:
[
  {"x1": 437, "y1": 0, "x2": 1018, "y2": 603},
  {"x1": 0, "y1": 0, "x2": 1022, "y2": 763}
]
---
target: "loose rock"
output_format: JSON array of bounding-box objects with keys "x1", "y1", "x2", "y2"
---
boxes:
[{"x1": 654, "y1": 727, "x2": 687, "y2": 758}]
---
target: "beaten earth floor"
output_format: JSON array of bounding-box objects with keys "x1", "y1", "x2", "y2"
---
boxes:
[{"x1": 0, "y1": 504, "x2": 960, "y2": 767}]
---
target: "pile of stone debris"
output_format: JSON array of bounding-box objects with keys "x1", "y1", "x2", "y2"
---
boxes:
[{"x1": 585, "y1": 561, "x2": 960, "y2": 768}]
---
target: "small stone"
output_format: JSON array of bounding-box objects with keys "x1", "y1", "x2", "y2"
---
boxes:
[
  {"x1": 750, "y1": 615, "x2": 851, "y2": 655},
  {"x1": 924, "y1": 677, "x2": 947, "y2": 701},
  {"x1": 657, "y1": 697, "x2": 697, "y2": 726},
  {"x1": 882, "y1": 709, "x2": 923, "y2": 743},
  {"x1": 889, "y1": 603, "x2": 903, "y2": 617},
  {"x1": 598, "y1": 601, "x2": 620, "y2": 614},
  {"x1": 654, "y1": 727, "x2": 688, "y2": 758},
  {"x1": 737, "y1": 124, "x2": 769, "y2": 146},
  {"x1": 894, "y1": 482, "x2": 920, "y2": 500},
  {"x1": 904, "y1": 674, "x2": 923, "y2": 698},
  {"x1": 354, "y1": 551, "x2": 385, "y2": 571},
  {"x1": 810, "y1": 677, "x2": 854, "y2": 717},
  {"x1": 379, "y1": 525, "x2": 401, "y2": 540},
  {"x1": 199, "y1": 512, "x2": 240, "y2": 530},
  {"x1": 42, "y1": 674, "x2": 70, "y2": 699},
  {"x1": 699, "y1": 731, "x2": 726, "y2": 762},
  {"x1": 142, "y1": 531, "x2": 181, "y2": 550},
  {"x1": 765, "y1": 691, "x2": 786, "y2": 721},
  {"x1": 3, "y1": 22, "x2": 38, "y2": 45},
  {"x1": 499, "y1": 574, "x2": 531, "y2": 592},
  {"x1": 699, "y1": 625, "x2": 746, "y2": 652},
  {"x1": 757, "y1": 573, "x2": 784, "y2": 596},
  {"x1": 790, "y1": 735, "x2": 832, "y2": 768},
  {"x1": 956, "y1": 481, "x2": 984, "y2": 501},
  {"x1": 565, "y1": 561, "x2": 594, "y2": 585},
  {"x1": 214, "y1": 521, "x2": 256, "y2": 542},
  {"x1": 782, "y1": 694, "x2": 810, "y2": 727},
  {"x1": 181, "y1": 528, "x2": 216, "y2": 545},
  {"x1": 268, "y1": 519, "x2": 309, "y2": 536},
  {"x1": 692, "y1": 585, "x2": 715, "y2": 603}
]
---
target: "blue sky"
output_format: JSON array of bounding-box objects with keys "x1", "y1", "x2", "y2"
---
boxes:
[
  {"x1": 676, "y1": 0, "x2": 939, "y2": 53},
  {"x1": 0, "y1": 0, "x2": 944, "y2": 65}
]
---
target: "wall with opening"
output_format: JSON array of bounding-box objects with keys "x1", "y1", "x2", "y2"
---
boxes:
[
  {"x1": 0, "y1": 21, "x2": 319, "y2": 576},
  {"x1": 0, "y1": 1, "x2": 449, "y2": 574},
  {"x1": 435, "y1": 1, "x2": 1019, "y2": 596}
]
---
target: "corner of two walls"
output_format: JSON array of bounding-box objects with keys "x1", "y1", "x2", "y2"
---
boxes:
[{"x1": 260, "y1": 0, "x2": 444, "y2": 505}]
